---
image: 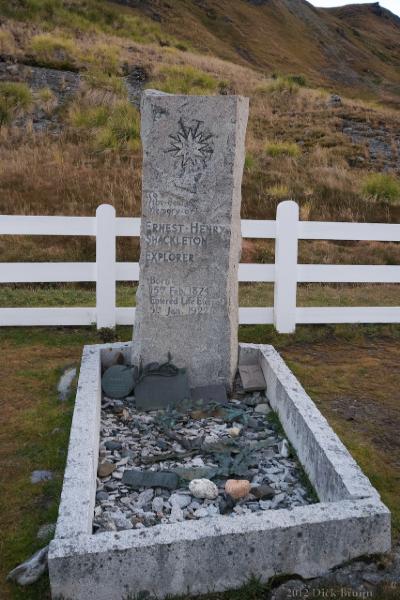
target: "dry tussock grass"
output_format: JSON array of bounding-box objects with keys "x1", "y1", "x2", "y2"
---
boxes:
[
  {"x1": 0, "y1": 130, "x2": 140, "y2": 216},
  {"x1": 1, "y1": 15, "x2": 400, "y2": 264}
]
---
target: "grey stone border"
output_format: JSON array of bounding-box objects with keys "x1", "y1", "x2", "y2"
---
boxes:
[{"x1": 48, "y1": 342, "x2": 391, "y2": 600}]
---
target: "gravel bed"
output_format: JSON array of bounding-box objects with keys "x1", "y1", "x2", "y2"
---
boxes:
[{"x1": 93, "y1": 385, "x2": 317, "y2": 533}]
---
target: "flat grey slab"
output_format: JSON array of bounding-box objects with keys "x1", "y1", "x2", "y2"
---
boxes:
[
  {"x1": 122, "y1": 470, "x2": 179, "y2": 490},
  {"x1": 135, "y1": 369, "x2": 190, "y2": 410},
  {"x1": 239, "y1": 363, "x2": 266, "y2": 391},
  {"x1": 132, "y1": 92, "x2": 249, "y2": 390}
]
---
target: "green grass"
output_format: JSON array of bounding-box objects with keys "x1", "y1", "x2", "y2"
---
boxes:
[
  {"x1": 68, "y1": 100, "x2": 141, "y2": 153},
  {"x1": 95, "y1": 102, "x2": 141, "y2": 153},
  {"x1": 244, "y1": 152, "x2": 256, "y2": 172},
  {"x1": 0, "y1": 282, "x2": 399, "y2": 309},
  {"x1": 0, "y1": 0, "x2": 185, "y2": 48},
  {"x1": 36, "y1": 87, "x2": 54, "y2": 103},
  {"x1": 362, "y1": 173, "x2": 400, "y2": 205},
  {"x1": 264, "y1": 141, "x2": 301, "y2": 158},
  {"x1": 0, "y1": 324, "x2": 127, "y2": 600},
  {"x1": 28, "y1": 33, "x2": 79, "y2": 70},
  {"x1": 256, "y1": 76, "x2": 301, "y2": 95},
  {"x1": 0, "y1": 28, "x2": 16, "y2": 54},
  {"x1": 84, "y1": 71, "x2": 127, "y2": 96},
  {"x1": 28, "y1": 33, "x2": 122, "y2": 74},
  {"x1": 150, "y1": 65, "x2": 219, "y2": 95},
  {"x1": 83, "y1": 42, "x2": 121, "y2": 75},
  {"x1": 35, "y1": 86, "x2": 57, "y2": 113},
  {"x1": 266, "y1": 184, "x2": 291, "y2": 199},
  {"x1": 0, "y1": 82, "x2": 32, "y2": 126},
  {"x1": 69, "y1": 104, "x2": 110, "y2": 129},
  {"x1": 286, "y1": 74, "x2": 307, "y2": 87}
]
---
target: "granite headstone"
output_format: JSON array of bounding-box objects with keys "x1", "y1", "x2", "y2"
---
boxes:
[{"x1": 133, "y1": 91, "x2": 249, "y2": 389}]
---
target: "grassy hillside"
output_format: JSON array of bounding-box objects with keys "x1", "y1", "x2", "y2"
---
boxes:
[
  {"x1": 110, "y1": 0, "x2": 400, "y2": 107},
  {"x1": 0, "y1": 0, "x2": 399, "y2": 270}
]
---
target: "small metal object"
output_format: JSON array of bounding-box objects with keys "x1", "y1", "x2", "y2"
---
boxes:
[{"x1": 101, "y1": 365, "x2": 136, "y2": 399}]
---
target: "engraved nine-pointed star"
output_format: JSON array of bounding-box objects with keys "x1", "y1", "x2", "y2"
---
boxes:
[{"x1": 167, "y1": 119, "x2": 213, "y2": 169}]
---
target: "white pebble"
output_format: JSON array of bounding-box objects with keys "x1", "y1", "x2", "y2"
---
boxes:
[
  {"x1": 170, "y1": 505, "x2": 184, "y2": 523},
  {"x1": 254, "y1": 404, "x2": 270, "y2": 415},
  {"x1": 169, "y1": 494, "x2": 191, "y2": 509},
  {"x1": 151, "y1": 497, "x2": 164, "y2": 513},
  {"x1": 137, "y1": 489, "x2": 154, "y2": 507},
  {"x1": 189, "y1": 479, "x2": 218, "y2": 500},
  {"x1": 279, "y1": 440, "x2": 290, "y2": 458}
]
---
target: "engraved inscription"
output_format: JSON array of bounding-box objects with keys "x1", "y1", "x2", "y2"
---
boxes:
[
  {"x1": 167, "y1": 119, "x2": 214, "y2": 172},
  {"x1": 144, "y1": 221, "x2": 228, "y2": 249},
  {"x1": 146, "y1": 191, "x2": 192, "y2": 217},
  {"x1": 144, "y1": 220, "x2": 230, "y2": 266},
  {"x1": 146, "y1": 251, "x2": 194, "y2": 264},
  {"x1": 149, "y1": 277, "x2": 212, "y2": 317}
]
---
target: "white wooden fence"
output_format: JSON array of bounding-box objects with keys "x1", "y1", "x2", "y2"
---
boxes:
[{"x1": 0, "y1": 200, "x2": 399, "y2": 333}]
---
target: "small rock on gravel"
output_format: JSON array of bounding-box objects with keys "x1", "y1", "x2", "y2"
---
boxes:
[
  {"x1": 7, "y1": 546, "x2": 49, "y2": 586},
  {"x1": 254, "y1": 403, "x2": 270, "y2": 415},
  {"x1": 97, "y1": 462, "x2": 116, "y2": 478},
  {"x1": 122, "y1": 470, "x2": 179, "y2": 491},
  {"x1": 30, "y1": 470, "x2": 53, "y2": 484},
  {"x1": 169, "y1": 493, "x2": 191, "y2": 509},
  {"x1": 251, "y1": 484, "x2": 276, "y2": 500},
  {"x1": 105, "y1": 441, "x2": 122, "y2": 451},
  {"x1": 189, "y1": 478, "x2": 218, "y2": 500},
  {"x1": 152, "y1": 497, "x2": 164, "y2": 513},
  {"x1": 170, "y1": 505, "x2": 184, "y2": 522},
  {"x1": 225, "y1": 479, "x2": 251, "y2": 501},
  {"x1": 279, "y1": 439, "x2": 290, "y2": 458},
  {"x1": 57, "y1": 366, "x2": 76, "y2": 401},
  {"x1": 226, "y1": 426, "x2": 241, "y2": 437},
  {"x1": 137, "y1": 489, "x2": 154, "y2": 507},
  {"x1": 113, "y1": 516, "x2": 133, "y2": 530},
  {"x1": 194, "y1": 508, "x2": 209, "y2": 518}
]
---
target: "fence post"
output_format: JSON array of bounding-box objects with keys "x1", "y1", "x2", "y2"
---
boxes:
[
  {"x1": 96, "y1": 204, "x2": 116, "y2": 329},
  {"x1": 274, "y1": 200, "x2": 299, "y2": 333}
]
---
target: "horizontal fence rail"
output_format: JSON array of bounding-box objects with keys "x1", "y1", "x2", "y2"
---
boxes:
[{"x1": 0, "y1": 201, "x2": 398, "y2": 332}]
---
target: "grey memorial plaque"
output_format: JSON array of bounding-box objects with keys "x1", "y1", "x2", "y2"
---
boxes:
[
  {"x1": 238, "y1": 364, "x2": 267, "y2": 392},
  {"x1": 133, "y1": 91, "x2": 249, "y2": 389}
]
